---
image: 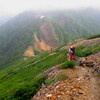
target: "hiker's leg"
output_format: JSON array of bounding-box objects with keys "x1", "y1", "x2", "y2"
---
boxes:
[{"x1": 70, "y1": 54, "x2": 72, "y2": 61}]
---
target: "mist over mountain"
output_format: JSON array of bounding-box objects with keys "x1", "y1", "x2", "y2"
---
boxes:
[
  {"x1": 0, "y1": 16, "x2": 12, "y2": 26},
  {"x1": 0, "y1": 9, "x2": 100, "y2": 68}
]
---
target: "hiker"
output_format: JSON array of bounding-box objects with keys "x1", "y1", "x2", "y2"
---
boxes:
[
  {"x1": 50, "y1": 48, "x2": 53, "y2": 52},
  {"x1": 57, "y1": 48, "x2": 60, "y2": 52},
  {"x1": 69, "y1": 46, "x2": 75, "y2": 61}
]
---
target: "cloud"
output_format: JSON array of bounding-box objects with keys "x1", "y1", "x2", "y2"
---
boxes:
[{"x1": 0, "y1": 0, "x2": 100, "y2": 16}]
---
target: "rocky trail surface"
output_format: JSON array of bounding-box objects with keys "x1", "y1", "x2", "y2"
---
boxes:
[{"x1": 32, "y1": 52, "x2": 100, "y2": 100}]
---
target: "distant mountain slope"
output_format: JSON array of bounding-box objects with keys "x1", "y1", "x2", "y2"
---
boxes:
[{"x1": 0, "y1": 9, "x2": 100, "y2": 68}]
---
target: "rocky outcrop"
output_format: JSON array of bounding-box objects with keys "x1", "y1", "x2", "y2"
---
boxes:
[{"x1": 78, "y1": 52, "x2": 100, "y2": 75}]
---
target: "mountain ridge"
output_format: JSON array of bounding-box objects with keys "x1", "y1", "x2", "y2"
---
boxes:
[{"x1": 0, "y1": 9, "x2": 100, "y2": 68}]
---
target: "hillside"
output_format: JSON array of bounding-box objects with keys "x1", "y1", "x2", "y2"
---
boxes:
[
  {"x1": 0, "y1": 9, "x2": 100, "y2": 68},
  {"x1": 33, "y1": 53, "x2": 100, "y2": 100},
  {"x1": 33, "y1": 37, "x2": 100, "y2": 100},
  {"x1": 0, "y1": 36, "x2": 100, "y2": 100}
]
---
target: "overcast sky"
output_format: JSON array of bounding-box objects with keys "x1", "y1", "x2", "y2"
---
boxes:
[{"x1": 0, "y1": 0, "x2": 100, "y2": 16}]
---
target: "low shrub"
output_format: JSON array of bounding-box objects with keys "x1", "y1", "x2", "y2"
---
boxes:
[
  {"x1": 45, "y1": 72, "x2": 68, "y2": 86},
  {"x1": 61, "y1": 62, "x2": 69, "y2": 69},
  {"x1": 61, "y1": 61, "x2": 76, "y2": 69},
  {"x1": 45, "y1": 79, "x2": 55, "y2": 86},
  {"x1": 56, "y1": 72, "x2": 68, "y2": 81},
  {"x1": 76, "y1": 50, "x2": 92, "y2": 57},
  {"x1": 82, "y1": 50, "x2": 92, "y2": 57},
  {"x1": 76, "y1": 46, "x2": 93, "y2": 57}
]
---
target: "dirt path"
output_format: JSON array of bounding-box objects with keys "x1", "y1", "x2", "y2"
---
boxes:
[
  {"x1": 89, "y1": 72, "x2": 100, "y2": 100},
  {"x1": 88, "y1": 68, "x2": 100, "y2": 100},
  {"x1": 77, "y1": 52, "x2": 100, "y2": 100},
  {"x1": 32, "y1": 57, "x2": 100, "y2": 100},
  {"x1": 33, "y1": 66, "x2": 100, "y2": 100},
  {"x1": 75, "y1": 66, "x2": 100, "y2": 100}
]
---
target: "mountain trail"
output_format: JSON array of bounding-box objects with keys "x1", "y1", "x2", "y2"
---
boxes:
[
  {"x1": 32, "y1": 52, "x2": 100, "y2": 100},
  {"x1": 61, "y1": 38, "x2": 100, "y2": 50}
]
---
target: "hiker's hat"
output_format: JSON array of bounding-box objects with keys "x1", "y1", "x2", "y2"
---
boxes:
[{"x1": 70, "y1": 46, "x2": 75, "y2": 48}]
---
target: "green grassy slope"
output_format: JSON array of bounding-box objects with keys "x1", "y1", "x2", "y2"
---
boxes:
[
  {"x1": 0, "y1": 37, "x2": 100, "y2": 100},
  {"x1": 0, "y1": 50, "x2": 67, "y2": 100}
]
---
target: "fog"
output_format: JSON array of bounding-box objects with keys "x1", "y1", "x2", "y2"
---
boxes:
[{"x1": 0, "y1": 0, "x2": 100, "y2": 16}]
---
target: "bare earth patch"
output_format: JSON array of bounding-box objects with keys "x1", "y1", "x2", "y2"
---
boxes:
[
  {"x1": 34, "y1": 32, "x2": 52, "y2": 51},
  {"x1": 24, "y1": 46, "x2": 34, "y2": 57}
]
